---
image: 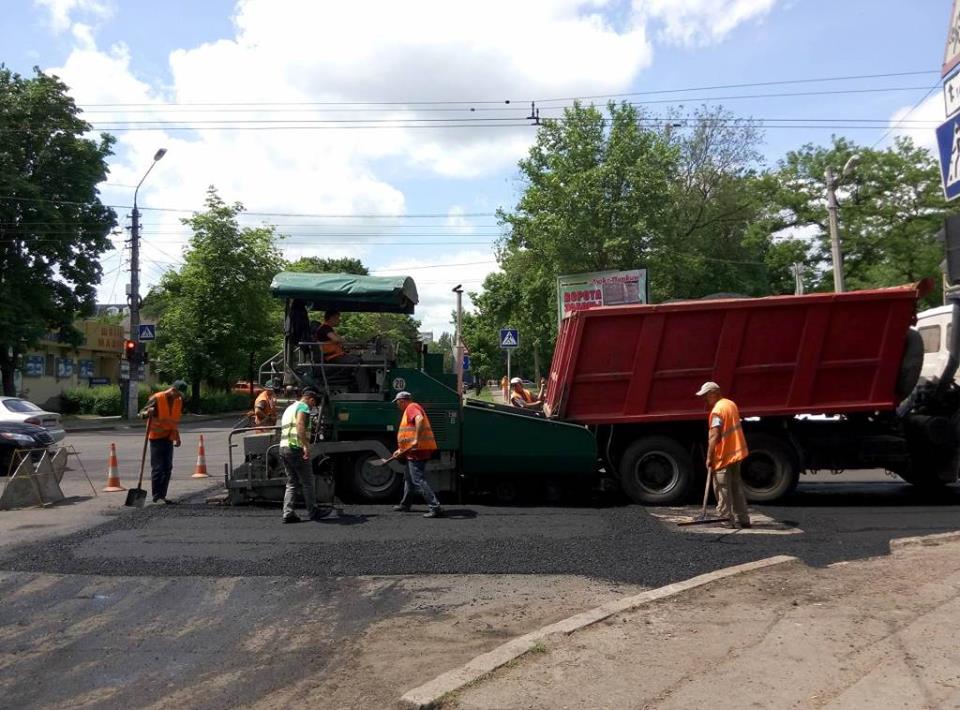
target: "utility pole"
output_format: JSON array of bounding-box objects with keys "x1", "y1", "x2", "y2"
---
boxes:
[
  {"x1": 127, "y1": 148, "x2": 167, "y2": 419},
  {"x1": 824, "y1": 154, "x2": 860, "y2": 294},
  {"x1": 452, "y1": 284, "x2": 463, "y2": 397},
  {"x1": 824, "y1": 167, "x2": 845, "y2": 293}
]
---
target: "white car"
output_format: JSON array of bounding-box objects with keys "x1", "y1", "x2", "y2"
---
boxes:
[
  {"x1": 916, "y1": 305, "x2": 953, "y2": 382},
  {"x1": 0, "y1": 397, "x2": 66, "y2": 443}
]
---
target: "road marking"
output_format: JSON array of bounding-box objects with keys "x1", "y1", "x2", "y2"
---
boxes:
[{"x1": 647, "y1": 506, "x2": 803, "y2": 535}]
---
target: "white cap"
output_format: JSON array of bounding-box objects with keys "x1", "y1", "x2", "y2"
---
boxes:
[
  {"x1": 695, "y1": 381, "x2": 720, "y2": 397},
  {"x1": 510, "y1": 377, "x2": 523, "y2": 385},
  {"x1": 392, "y1": 390, "x2": 412, "y2": 402}
]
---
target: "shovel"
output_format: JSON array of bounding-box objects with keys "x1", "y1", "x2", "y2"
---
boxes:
[
  {"x1": 678, "y1": 467, "x2": 725, "y2": 526},
  {"x1": 124, "y1": 417, "x2": 151, "y2": 508},
  {"x1": 369, "y1": 454, "x2": 398, "y2": 468}
]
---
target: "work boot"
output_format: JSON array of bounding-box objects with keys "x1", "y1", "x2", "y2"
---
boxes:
[
  {"x1": 393, "y1": 504, "x2": 411, "y2": 512},
  {"x1": 282, "y1": 514, "x2": 302, "y2": 524},
  {"x1": 423, "y1": 508, "x2": 444, "y2": 519},
  {"x1": 310, "y1": 508, "x2": 332, "y2": 521},
  {"x1": 738, "y1": 519, "x2": 752, "y2": 529}
]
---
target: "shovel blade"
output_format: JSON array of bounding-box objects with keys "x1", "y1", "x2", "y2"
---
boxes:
[{"x1": 124, "y1": 488, "x2": 148, "y2": 508}]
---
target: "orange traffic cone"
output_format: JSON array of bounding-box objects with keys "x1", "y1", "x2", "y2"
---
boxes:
[
  {"x1": 192, "y1": 434, "x2": 210, "y2": 478},
  {"x1": 103, "y1": 443, "x2": 125, "y2": 492}
]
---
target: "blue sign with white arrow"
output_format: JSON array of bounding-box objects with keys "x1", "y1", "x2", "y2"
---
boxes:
[
  {"x1": 138, "y1": 324, "x2": 157, "y2": 341},
  {"x1": 936, "y1": 114, "x2": 960, "y2": 201},
  {"x1": 499, "y1": 328, "x2": 519, "y2": 349}
]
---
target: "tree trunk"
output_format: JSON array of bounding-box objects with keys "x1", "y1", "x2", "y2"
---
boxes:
[
  {"x1": 191, "y1": 379, "x2": 201, "y2": 413},
  {"x1": 533, "y1": 347, "x2": 541, "y2": 382},
  {"x1": 0, "y1": 349, "x2": 15, "y2": 396}
]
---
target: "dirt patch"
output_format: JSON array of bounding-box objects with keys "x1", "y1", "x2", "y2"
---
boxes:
[{"x1": 452, "y1": 541, "x2": 960, "y2": 709}]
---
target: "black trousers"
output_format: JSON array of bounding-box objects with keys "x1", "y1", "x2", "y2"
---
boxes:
[{"x1": 149, "y1": 438, "x2": 174, "y2": 501}]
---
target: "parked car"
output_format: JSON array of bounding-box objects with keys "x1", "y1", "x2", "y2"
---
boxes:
[
  {"x1": 232, "y1": 380, "x2": 264, "y2": 396},
  {"x1": 0, "y1": 420, "x2": 55, "y2": 475},
  {"x1": 0, "y1": 397, "x2": 66, "y2": 443}
]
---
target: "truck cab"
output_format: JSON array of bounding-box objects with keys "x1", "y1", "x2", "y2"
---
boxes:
[{"x1": 917, "y1": 305, "x2": 954, "y2": 382}]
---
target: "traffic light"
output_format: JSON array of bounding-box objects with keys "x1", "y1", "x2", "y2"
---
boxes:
[{"x1": 123, "y1": 339, "x2": 137, "y2": 360}]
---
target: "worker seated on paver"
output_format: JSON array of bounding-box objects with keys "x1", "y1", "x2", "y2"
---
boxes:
[
  {"x1": 314, "y1": 310, "x2": 372, "y2": 391},
  {"x1": 509, "y1": 377, "x2": 545, "y2": 411}
]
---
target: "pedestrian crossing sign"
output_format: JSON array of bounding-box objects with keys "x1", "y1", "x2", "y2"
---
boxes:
[{"x1": 499, "y1": 328, "x2": 519, "y2": 348}]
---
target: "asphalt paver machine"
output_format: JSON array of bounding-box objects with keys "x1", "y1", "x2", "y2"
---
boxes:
[{"x1": 224, "y1": 271, "x2": 597, "y2": 506}]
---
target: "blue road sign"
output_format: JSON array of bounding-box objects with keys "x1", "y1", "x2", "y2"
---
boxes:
[
  {"x1": 462, "y1": 355, "x2": 471, "y2": 371},
  {"x1": 138, "y1": 323, "x2": 157, "y2": 341},
  {"x1": 936, "y1": 114, "x2": 960, "y2": 201},
  {"x1": 499, "y1": 328, "x2": 519, "y2": 348}
]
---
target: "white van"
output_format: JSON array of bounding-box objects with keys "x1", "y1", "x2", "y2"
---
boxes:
[{"x1": 916, "y1": 305, "x2": 953, "y2": 382}]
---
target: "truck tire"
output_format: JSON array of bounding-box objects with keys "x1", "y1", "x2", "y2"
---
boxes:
[
  {"x1": 740, "y1": 433, "x2": 800, "y2": 502},
  {"x1": 619, "y1": 436, "x2": 695, "y2": 505},
  {"x1": 350, "y1": 451, "x2": 403, "y2": 502}
]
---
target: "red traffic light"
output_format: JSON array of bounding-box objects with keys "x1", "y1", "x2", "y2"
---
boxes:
[{"x1": 123, "y1": 339, "x2": 136, "y2": 358}]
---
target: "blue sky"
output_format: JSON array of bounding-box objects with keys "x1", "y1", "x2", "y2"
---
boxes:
[{"x1": 3, "y1": 0, "x2": 954, "y2": 333}]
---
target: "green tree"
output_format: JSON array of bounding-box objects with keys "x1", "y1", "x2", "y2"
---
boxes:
[
  {"x1": 286, "y1": 256, "x2": 368, "y2": 275},
  {"x1": 149, "y1": 188, "x2": 284, "y2": 402},
  {"x1": 760, "y1": 136, "x2": 954, "y2": 302},
  {"x1": 489, "y1": 103, "x2": 772, "y2": 370},
  {"x1": 0, "y1": 67, "x2": 116, "y2": 394}
]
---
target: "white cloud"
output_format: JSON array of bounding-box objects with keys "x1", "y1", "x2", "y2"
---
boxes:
[
  {"x1": 370, "y1": 251, "x2": 500, "y2": 335},
  {"x1": 34, "y1": 0, "x2": 112, "y2": 34},
  {"x1": 42, "y1": 0, "x2": 776, "y2": 304},
  {"x1": 886, "y1": 92, "x2": 944, "y2": 155},
  {"x1": 636, "y1": 0, "x2": 778, "y2": 46}
]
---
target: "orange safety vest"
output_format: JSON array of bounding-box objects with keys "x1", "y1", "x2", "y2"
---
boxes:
[
  {"x1": 511, "y1": 387, "x2": 534, "y2": 406},
  {"x1": 148, "y1": 392, "x2": 182, "y2": 441},
  {"x1": 254, "y1": 391, "x2": 276, "y2": 425},
  {"x1": 708, "y1": 397, "x2": 749, "y2": 470},
  {"x1": 320, "y1": 323, "x2": 345, "y2": 360},
  {"x1": 397, "y1": 403, "x2": 438, "y2": 460}
]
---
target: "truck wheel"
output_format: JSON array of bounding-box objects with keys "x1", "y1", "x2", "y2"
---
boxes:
[
  {"x1": 619, "y1": 436, "x2": 694, "y2": 505},
  {"x1": 740, "y1": 433, "x2": 799, "y2": 502},
  {"x1": 350, "y1": 452, "x2": 403, "y2": 502}
]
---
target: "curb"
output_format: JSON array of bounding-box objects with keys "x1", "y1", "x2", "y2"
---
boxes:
[
  {"x1": 399, "y1": 554, "x2": 798, "y2": 710},
  {"x1": 890, "y1": 530, "x2": 960, "y2": 549},
  {"x1": 64, "y1": 412, "x2": 246, "y2": 433}
]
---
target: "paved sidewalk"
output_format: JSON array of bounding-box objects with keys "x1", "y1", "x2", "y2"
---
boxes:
[{"x1": 451, "y1": 538, "x2": 960, "y2": 710}]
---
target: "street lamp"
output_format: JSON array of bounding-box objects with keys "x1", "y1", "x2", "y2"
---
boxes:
[
  {"x1": 824, "y1": 154, "x2": 860, "y2": 293},
  {"x1": 126, "y1": 147, "x2": 167, "y2": 419}
]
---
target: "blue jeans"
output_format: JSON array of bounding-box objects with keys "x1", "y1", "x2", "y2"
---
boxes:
[
  {"x1": 400, "y1": 459, "x2": 440, "y2": 510},
  {"x1": 149, "y1": 438, "x2": 174, "y2": 501}
]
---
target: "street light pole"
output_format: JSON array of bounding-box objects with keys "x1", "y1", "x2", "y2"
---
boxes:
[
  {"x1": 127, "y1": 148, "x2": 167, "y2": 419},
  {"x1": 825, "y1": 166, "x2": 845, "y2": 293},
  {"x1": 823, "y1": 154, "x2": 860, "y2": 294}
]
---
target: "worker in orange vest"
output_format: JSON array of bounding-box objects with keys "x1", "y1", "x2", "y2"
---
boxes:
[
  {"x1": 315, "y1": 310, "x2": 369, "y2": 390},
  {"x1": 391, "y1": 391, "x2": 442, "y2": 518},
  {"x1": 253, "y1": 380, "x2": 278, "y2": 429},
  {"x1": 696, "y1": 381, "x2": 751, "y2": 529},
  {"x1": 509, "y1": 377, "x2": 544, "y2": 411},
  {"x1": 140, "y1": 380, "x2": 188, "y2": 504},
  {"x1": 500, "y1": 375, "x2": 509, "y2": 402}
]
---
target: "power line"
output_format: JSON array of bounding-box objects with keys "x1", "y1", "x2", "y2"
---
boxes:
[
  {"x1": 0, "y1": 195, "x2": 498, "y2": 218},
  {"x1": 75, "y1": 70, "x2": 937, "y2": 109},
  {"x1": 870, "y1": 78, "x2": 943, "y2": 149}
]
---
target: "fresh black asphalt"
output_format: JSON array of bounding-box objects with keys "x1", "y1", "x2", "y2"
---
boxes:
[{"x1": 2, "y1": 480, "x2": 959, "y2": 588}]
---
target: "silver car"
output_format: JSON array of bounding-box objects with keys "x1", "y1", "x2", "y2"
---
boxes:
[{"x1": 0, "y1": 397, "x2": 66, "y2": 443}]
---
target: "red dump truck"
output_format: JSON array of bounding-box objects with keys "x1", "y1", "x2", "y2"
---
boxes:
[{"x1": 545, "y1": 279, "x2": 960, "y2": 504}]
